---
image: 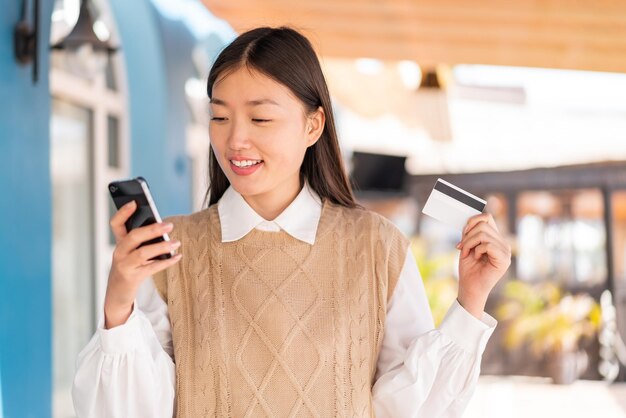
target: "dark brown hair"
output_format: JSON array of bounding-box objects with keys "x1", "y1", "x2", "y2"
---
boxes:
[{"x1": 204, "y1": 27, "x2": 357, "y2": 208}]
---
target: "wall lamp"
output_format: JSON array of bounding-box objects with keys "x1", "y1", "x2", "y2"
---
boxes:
[
  {"x1": 14, "y1": 0, "x2": 40, "y2": 83},
  {"x1": 15, "y1": 0, "x2": 118, "y2": 84}
]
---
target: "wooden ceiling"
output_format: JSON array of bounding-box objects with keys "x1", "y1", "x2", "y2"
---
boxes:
[{"x1": 201, "y1": 0, "x2": 626, "y2": 73}]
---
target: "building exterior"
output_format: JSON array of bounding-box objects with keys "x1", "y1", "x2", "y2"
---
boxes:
[{"x1": 0, "y1": 0, "x2": 231, "y2": 416}]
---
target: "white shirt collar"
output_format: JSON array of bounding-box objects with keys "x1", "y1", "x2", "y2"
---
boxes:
[{"x1": 217, "y1": 182, "x2": 322, "y2": 245}]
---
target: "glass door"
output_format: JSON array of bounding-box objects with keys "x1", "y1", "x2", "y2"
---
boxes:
[{"x1": 50, "y1": 98, "x2": 95, "y2": 418}]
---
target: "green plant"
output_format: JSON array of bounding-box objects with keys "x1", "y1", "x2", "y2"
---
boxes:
[
  {"x1": 410, "y1": 238, "x2": 458, "y2": 326},
  {"x1": 496, "y1": 280, "x2": 601, "y2": 356}
]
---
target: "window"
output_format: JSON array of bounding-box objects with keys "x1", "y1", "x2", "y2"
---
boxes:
[
  {"x1": 612, "y1": 191, "x2": 626, "y2": 283},
  {"x1": 107, "y1": 114, "x2": 120, "y2": 168},
  {"x1": 51, "y1": 99, "x2": 95, "y2": 417},
  {"x1": 516, "y1": 189, "x2": 606, "y2": 286},
  {"x1": 50, "y1": 0, "x2": 128, "y2": 416}
]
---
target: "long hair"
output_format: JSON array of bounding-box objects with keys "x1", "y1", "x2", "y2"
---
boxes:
[{"x1": 204, "y1": 27, "x2": 357, "y2": 208}]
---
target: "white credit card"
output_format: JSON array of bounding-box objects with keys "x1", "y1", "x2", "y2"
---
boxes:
[{"x1": 421, "y1": 178, "x2": 486, "y2": 232}]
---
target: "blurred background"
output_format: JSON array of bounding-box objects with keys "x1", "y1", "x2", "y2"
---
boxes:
[{"x1": 1, "y1": 0, "x2": 626, "y2": 416}]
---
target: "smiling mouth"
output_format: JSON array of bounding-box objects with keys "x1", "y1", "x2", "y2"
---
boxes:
[{"x1": 230, "y1": 159, "x2": 263, "y2": 168}]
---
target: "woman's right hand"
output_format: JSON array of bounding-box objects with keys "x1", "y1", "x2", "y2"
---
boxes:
[{"x1": 104, "y1": 200, "x2": 182, "y2": 329}]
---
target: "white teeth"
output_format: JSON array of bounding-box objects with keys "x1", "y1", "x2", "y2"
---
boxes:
[{"x1": 231, "y1": 159, "x2": 262, "y2": 168}]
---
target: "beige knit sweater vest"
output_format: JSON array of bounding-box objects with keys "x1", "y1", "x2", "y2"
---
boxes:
[{"x1": 152, "y1": 200, "x2": 409, "y2": 417}]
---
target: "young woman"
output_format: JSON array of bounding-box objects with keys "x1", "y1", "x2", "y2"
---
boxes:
[{"x1": 73, "y1": 27, "x2": 511, "y2": 417}]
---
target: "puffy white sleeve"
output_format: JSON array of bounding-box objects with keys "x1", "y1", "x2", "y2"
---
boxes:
[
  {"x1": 72, "y1": 278, "x2": 175, "y2": 418},
  {"x1": 373, "y1": 249, "x2": 497, "y2": 418}
]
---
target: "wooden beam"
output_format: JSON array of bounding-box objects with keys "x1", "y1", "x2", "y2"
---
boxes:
[{"x1": 201, "y1": 0, "x2": 626, "y2": 72}]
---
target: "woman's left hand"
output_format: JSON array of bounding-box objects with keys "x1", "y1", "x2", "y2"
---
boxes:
[{"x1": 456, "y1": 213, "x2": 512, "y2": 318}]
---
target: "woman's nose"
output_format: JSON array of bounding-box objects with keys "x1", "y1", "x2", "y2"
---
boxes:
[{"x1": 227, "y1": 119, "x2": 251, "y2": 150}]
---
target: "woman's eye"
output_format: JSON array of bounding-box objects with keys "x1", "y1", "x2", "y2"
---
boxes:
[
  {"x1": 211, "y1": 117, "x2": 227, "y2": 122},
  {"x1": 252, "y1": 118, "x2": 271, "y2": 123}
]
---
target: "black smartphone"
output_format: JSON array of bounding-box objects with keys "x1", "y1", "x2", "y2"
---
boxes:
[{"x1": 108, "y1": 176, "x2": 172, "y2": 260}]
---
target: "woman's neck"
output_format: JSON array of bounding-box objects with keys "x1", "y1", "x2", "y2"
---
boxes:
[{"x1": 242, "y1": 179, "x2": 303, "y2": 221}]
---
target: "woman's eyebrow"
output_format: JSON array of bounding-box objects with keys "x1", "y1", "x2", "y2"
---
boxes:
[
  {"x1": 209, "y1": 98, "x2": 280, "y2": 107},
  {"x1": 246, "y1": 99, "x2": 280, "y2": 106},
  {"x1": 210, "y1": 98, "x2": 227, "y2": 106}
]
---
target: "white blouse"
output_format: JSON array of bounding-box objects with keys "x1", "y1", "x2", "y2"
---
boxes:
[{"x1": 73, "y1": 184, "x2": 496, "y2": 418}]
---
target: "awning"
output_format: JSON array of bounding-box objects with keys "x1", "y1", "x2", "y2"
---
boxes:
[{"x1": 200, "y1": 0, "x2": 626, "y2": 73}]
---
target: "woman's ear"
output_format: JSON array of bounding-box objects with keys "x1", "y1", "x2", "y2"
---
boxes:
[{"x1": 306, "y1": 106, "x2": 325, "y2": 146}]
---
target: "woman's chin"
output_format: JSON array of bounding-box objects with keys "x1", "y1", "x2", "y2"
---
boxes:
[{"x1": 229, "y1": 180, "x2": 264, "y2": 198}]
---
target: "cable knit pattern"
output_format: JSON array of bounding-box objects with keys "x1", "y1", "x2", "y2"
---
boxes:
[{"x1": 152, "y1": 201, "x2": 408, "y2": 417}]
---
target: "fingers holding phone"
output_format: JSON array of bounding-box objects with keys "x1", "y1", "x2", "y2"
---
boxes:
[
  {"x1": 109, "y1": 200, "x2": 137, "y2": 243},
  {"x1": 104, "y1": 177, "x2": 182, "y2": 328},
  {"x1": 115, "y1": 218, "x2": 174, "y2": 260},
  {"x1": 110, "y1": 218, "x2": 182, "y2": 281}
]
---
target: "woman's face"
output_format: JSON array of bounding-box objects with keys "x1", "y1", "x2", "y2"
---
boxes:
[{"x1": 209, "y1": 67, "x2": 324, "y2": 212}]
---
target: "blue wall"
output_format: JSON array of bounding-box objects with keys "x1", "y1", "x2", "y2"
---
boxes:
[
  {"x1": 0, "y1": 0, "x2": 54, "y2": 416},
  {"x1": 0, "y1": 0, "x2": 223, "y2": 415},
  {"x1": 110, "y1": 0, "x2": 192, "y2": 217},
  {"x1": 110, "y1": 0, "x2": 234, "y2": 217},
  {"x1": 1, "y1": 364, "x2": 4, "y2": 418}
]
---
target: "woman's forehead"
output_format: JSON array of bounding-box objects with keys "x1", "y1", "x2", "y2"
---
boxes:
[{"x1": 211, "y1": 66, "x2": 299, "y2": 105}]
